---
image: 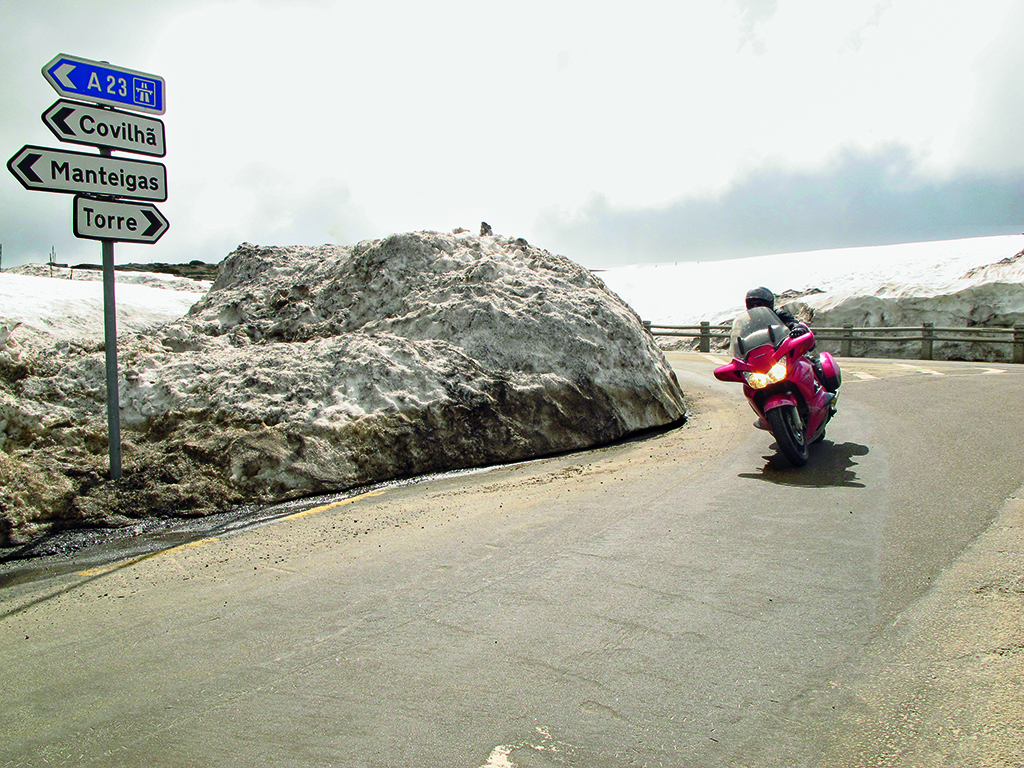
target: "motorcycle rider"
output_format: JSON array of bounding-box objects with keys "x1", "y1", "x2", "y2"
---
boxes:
[
  {"x1": 744, "y1": 287, "x2": 831, "y2": 395},
  {"x1": 744, "y1": 286, "x2": 804, "y2": 334}
]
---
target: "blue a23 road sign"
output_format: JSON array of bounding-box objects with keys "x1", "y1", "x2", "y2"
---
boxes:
[{"x1": 42, "y1": 54, "x2": 165, "y2": 115}]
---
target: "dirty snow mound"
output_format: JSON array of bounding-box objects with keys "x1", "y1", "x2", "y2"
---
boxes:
[{"x1": 0, "y1": 232, "x2": 685, "y2": 545}]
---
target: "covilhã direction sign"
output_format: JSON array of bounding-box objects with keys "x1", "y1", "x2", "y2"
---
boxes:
[
  {"x1": 74, "y1": 196, "x2": 169, "y2": 244},
  {"x1": 42, "y1": 99, "x2": 166, "y2": 157},
  {"x1": 7, "y1": 145, "x2": 167, "y2": 202},
  {"x1": 42, "y1": 54, "x2": 165, "y2": 115}
]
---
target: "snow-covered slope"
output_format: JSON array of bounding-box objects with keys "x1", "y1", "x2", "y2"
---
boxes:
[
  {"x1": 600, "y1": 234, "x2": 1024, "y2": 360},
  {"x1": 0, "y1": 267, "x2": 208, "y2": 344},
  {"x1": 601, "y1": 234, "x2": 1024, "y2": 323}
]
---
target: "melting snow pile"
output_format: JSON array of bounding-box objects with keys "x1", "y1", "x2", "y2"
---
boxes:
[{"x1": 0, "y1": 231, "x2": 685, "y2": 545}]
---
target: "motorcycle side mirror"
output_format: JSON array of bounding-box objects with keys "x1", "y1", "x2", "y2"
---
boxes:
[{"x1": 714, "y1": 364, "x2": 745, "y2": 383}]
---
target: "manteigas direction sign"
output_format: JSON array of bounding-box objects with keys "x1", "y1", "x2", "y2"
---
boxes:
[{"x1": 7, "y1": 144, "x2": 167, "y2": 201}]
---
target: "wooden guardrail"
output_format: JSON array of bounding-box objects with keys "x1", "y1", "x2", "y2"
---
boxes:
[{"x1": 644, "y1": 321, "x2": 1024, "y2": 364}]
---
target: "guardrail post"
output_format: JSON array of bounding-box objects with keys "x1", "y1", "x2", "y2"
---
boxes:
[
  {"x1": 643, "y1": 320, "x2": 652, "y2": 333},
  {"x1": 1015, "y1": 325, "x2": 1024, "y2": 364},
  {"x1": 841, "y1": 324, "x2": 854, "y2": 357},
  {"x1": 921, "y1": 322, "x2": 934, "y2": 360},
  {"x1": 699, "y1": 321, "x2": 710, "y2": 353}
]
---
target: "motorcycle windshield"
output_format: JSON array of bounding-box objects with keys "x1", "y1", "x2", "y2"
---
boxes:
[{"x1": 729, "y1": 306, "x2": 791, "y2": 359}]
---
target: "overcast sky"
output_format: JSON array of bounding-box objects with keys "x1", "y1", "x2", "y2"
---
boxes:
[{"x1": 2, "y1": 0, "x2": 1023, "y2": 269}]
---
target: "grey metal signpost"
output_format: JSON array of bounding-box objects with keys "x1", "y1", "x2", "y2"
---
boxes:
[
  {"x1": 99, "y1": 157, "x2": 122, "y2": 478},
  {"x1": 7, "y1": 54, "x2": 168, "y2": 480}
]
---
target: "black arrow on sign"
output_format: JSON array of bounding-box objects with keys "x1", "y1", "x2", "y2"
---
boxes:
[
  {"x1": 41, "y1": 100, "x2": 167, "y2": 157},
  {"x1": 141, "y1": 209, "x2": 165, "y2": 238},
  {"x1": 16, "y1": 152, "x2": 42, "y2": 183},
  {"x1": 50, "y1": 105, "x2": 76, "y2": 137}
]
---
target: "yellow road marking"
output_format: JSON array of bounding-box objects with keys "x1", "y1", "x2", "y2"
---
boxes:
[
  {"x1": 279, "y1": 490, "x2": 386, "y2": 521},
  {"x1": 78, "y1": 559, "x2": 146, "y2": 577},
  {"x1": 74, "y1": 491, "x2": 389, "y2": 577},
  {"x1": 78, "y1": 537, "x2": 219, "y2": 577}
]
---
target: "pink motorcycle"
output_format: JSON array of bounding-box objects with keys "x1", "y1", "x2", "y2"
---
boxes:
[{"x1": 714, "y1": 307, "x2": 842, "y2": 466}]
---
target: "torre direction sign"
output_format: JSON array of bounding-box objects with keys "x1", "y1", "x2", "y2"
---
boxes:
[{"x1": 6, "y1": 53, "x2": 171, "y2": 480}]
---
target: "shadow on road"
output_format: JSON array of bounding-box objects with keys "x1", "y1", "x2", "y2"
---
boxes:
[{"x1": 739, "y1": 441, "x2": 870, "y2": 488}]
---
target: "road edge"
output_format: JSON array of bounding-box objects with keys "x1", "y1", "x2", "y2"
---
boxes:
[{"x1": 815, "y1": 483, "x2": 1024, "y2": 766}]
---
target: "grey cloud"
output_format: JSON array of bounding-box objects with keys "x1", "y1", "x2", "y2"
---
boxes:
[
  {"x1": 231, "y1": 167, "x2": 377, "y2": 249},
  {"x1": 736, "y1": 0, "x2": 778, "y2": 53},
  {"x1": 0, "y1": 187, "x2": 82, "y2": 267},
  {"x1": 536, "y1": 145, "x2": 1024, "y2": 268},
  {"x1": 954, "y1": 2, "x2": 1024, "y2": 172},
  {"x1": 736, "y1": 0, "x2": 779, "y2": 29},
  {"x1": 842, "y1": 0, "x2": 894, "y2": 53}
]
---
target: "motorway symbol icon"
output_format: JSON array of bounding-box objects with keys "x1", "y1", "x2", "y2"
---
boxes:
[
  {"x1": 7, "y1": 144, "x2": 167, "y2": 202},
  {"x1": 74, "y1": 196, "x2": 169, "y2": 244},
  {"x1": 42, "y1": 54, "x2": 165, "y2": 115},
  {"x1": 42, "y1": 100, "x2": 166, "y2": 157}
]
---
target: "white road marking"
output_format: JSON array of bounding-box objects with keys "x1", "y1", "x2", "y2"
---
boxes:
[
  {"x1": 479, "y1": 728, "x2": 570, "y2": 768},
  {"x1": 896, "y1": 363, "x2": 944, "y2": 376},
  {"x1": 849, "y1": 371, "x2": 877, "y2": 380}
]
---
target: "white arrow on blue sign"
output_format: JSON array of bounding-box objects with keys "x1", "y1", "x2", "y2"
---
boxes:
[{"x1": 42, "y1": 54, "x2": 165, "y2": 115}]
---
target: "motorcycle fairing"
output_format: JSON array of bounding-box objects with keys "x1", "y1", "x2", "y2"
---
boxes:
[
  {"x1": 728, "y1": 307, "x2": 790, "y2": 359},
  {"x1": 714, "y1": 307, "x2": 834, "y2": 444},
  {"x1": 818, "y1": 351, "x2": 842, "y2": 392}
]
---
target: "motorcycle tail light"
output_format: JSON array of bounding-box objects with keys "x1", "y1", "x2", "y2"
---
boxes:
[{"x1": 743, "y1": 359, "x2": 787, "y2": 389}]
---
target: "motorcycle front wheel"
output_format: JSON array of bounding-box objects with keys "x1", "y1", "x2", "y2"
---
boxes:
[{"x1": 767, "y1": 405, "x2": 809, "y2": 467}]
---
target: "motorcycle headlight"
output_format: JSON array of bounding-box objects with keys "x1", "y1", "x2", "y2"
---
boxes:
[{"x1": 743, "y1": 359, "x2": 788, "y2": 389}]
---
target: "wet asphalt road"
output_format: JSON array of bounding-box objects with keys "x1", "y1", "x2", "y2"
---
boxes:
[{"x1": 1, "y1": 353, "x2": 1022, "y2": 767}]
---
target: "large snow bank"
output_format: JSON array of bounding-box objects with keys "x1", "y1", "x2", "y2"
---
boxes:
[
  {"x1": 0, "y1": 232, "x2": 684, "y2": 545},
  {"x1": 602, "y1": 234, "x2": 1024, "y2": 361}
]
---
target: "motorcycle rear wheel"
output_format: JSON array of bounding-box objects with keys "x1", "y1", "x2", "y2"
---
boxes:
[{"x1": 767, "y1": 405, "x2": 809, "y2": 467}]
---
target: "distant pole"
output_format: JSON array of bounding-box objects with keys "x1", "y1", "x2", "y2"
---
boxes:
[{"x1": 99, "y1": 147, "x2": 122, "y2": 480}]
